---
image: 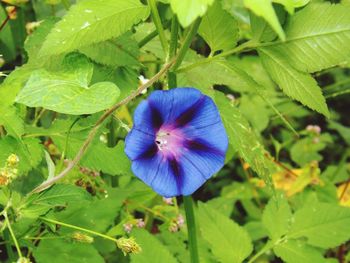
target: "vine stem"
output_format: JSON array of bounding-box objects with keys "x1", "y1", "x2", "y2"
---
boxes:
[
  {"x1": 173, "y1": 18, "x2": 202, "y2": 70},
  {"x1": 183, "y1": 196, "x2": 199, "y2": 263},
  {"x1": 247, "y1": 241, "x2": 275, "y2": 263},
  {"x1": 31, "y1": 58, "x2": 176, "y2": 193},
  {"x1": 40, "y1": 217, "x2": 118, "y2": 243},
  {"x1": 4, "y1": 211, "x2": 23, "y2": 258},
  {"x1": 148, "y1": 0, "x2": 168, "y2": 55}
]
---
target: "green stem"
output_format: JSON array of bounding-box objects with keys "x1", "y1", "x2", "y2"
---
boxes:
[
  {"x1": 172, "y1": 18, "x2": 202, "y2": 70},
  {"x1": 40, "y1": 217, "x2": 118, "y2": 243},
  {"x1": 247, "y1": 241, "x2": 275, "y2": 263},
  {"x1": 167, "y1": 17, "x2": 179, "y2": 89},
  {"x1": 148, "y1": 0, "x2": 168, "y2": 55},
  {"x1": 183, "y1": 196, "x2": 199, "y2": 263},
  {"x1": 4, "y1": 211, "x2": 22, "y2": 258},
  {"x1": 138, "y1": 29, "x2": 158, "y2": 48}
]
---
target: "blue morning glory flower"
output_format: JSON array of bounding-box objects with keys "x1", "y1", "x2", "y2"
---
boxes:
[{"x1": 124, "y1": 87, "x2": 228, "y2": 197}]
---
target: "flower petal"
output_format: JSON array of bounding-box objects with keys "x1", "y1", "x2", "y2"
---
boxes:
[
  {"x1": 133, "y1": 100, "x2": 163, "y2": 133},
  {"x1": 125, "y1": 128, "x2": 157, "y2": 161}
]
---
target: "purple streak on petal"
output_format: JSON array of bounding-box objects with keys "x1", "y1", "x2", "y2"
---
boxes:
[
  {"x1": 184, "y1": 138, "x2": 225, "y2": 157},
  {"x1": 124, "y1": 128, "x2": 156, "y2": 161},
  {"x1": 134, "y1": 144, "x2": 158, "y2": 161},
  {"x1": 175, "y1": 96, "x2": 206, "y2": 127},
  {"x1": 168, "y1": 155, "x2": 183, "y2": 194},
  {"x1": 148, "y1": 102, "x2": 164, "y2": 131}
]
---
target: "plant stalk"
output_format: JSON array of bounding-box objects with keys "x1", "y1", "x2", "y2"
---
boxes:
[
  {"x1": 183, "y1": 196, "x2": 199, "y2": 263},
  {"x1": 148, "y1": 0, "x2": 168, "y2": 55}
]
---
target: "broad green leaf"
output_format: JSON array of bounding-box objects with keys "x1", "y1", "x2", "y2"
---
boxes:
[
  {"x1": 80, "y1": 32, "x2": 140, "y2": 67},
  {"x1": 198, "y1": 1, "x2": 239, "y2": 52},
  {"x1": 16, "y1": 68, "x2": 120, "y2": 115},
  {"x1": 262, "y1": 194, "x2": 292, "y2": 240},
  {"x1": 27, "y1": 118, "x2": 132, "y2": 175},
  {"x1": 215, "y1": 92, "x2": 274, "y2": 184},
  {"x1": 244, "y1": 0, "x2": 285, "y2": 40},
  {"x1": 34, "y1": 239, "x2": 104, "y2": 263},
  {"x1": 264, "y1": 3, "x2": 350, "y2": 73},
  {"x1": 170, "y1": 0, "x2": 214, "y2": 27},
  {"x1": 197, "y1": 202, "x2": 253, "y2": 263},
  {"x1": 30, "y1": 184, "x2": 91, "y2": 206},
  {"x1": 288, "y1": 202, "x2": 350, "y2": 248},
  {"x1": 24, "y1": 17, "x2": 59, "y2": 60},
  {"x1": 0, "y1": 106, "x2": 24, "y2": 139},
  {"x1": 259, "y1": 47, "x2": 330, "y2": 117},
  {"x1": 20, "y1": 184, "x2": 91, "y2": 218},
  {"x1": 39, "y1": 0, "x2": 149, "y2": 57},
  {"x1": 130, "y1": 229, "x2": 178, "y2": 263},
  {"x1": 290, "y1": 134, "x2": 332, "y2": 166},
  {"x1": 55, "y1": 188, "x2": 129, "y2": 232},
  {"x1": 274, "y1": 239, "x2": 327, "y2": 263}
]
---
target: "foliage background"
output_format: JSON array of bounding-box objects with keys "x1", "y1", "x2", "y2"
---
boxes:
[{"x1": 0, "y1": 0, "x2": 350, "y2": 262}]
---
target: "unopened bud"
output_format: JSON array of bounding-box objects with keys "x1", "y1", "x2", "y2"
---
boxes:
[
  {"x1": 0, "y1": 174, "x2": 9, "y2": 186},
  {"x1": 71, "y1": 232, "x2": 94, "y2": 243},
  {"x1": 168, "y1": 222, "x2": 178, "y2": 232},
  {"x1": 116, "y1": 237, "x2": 142, "y2": 256},
  {"x1": 17, "y1": 257, "x2": 32, "y2": 263},
  {"x1": 123, "y1": 223, "x2": 133, "y2": 233},
  {"x1": 5, "y1": 6, "x2": 16, "y2": 19},
  {"x1": 25, "y1": 21, "x2": 42, "y2": 35},
  {"x1": 6, "y1": 154, "x2": 19, "y2": 167},
  {"x1": 176, "y1": 214, "x2": 184, "y2": 228},
  {"x1": 306, "y1": 125, "x2": 321, "y2": 135},
  {"x1": 136, "y1": 218, "x2": 145, "y2": 228},
  {"x1": 162, "y1": 197, "x2": 173, "y2": 205}
]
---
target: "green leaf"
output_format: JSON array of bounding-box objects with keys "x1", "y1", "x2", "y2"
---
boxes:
[
  {"x1": 79, "y1": 32, "x2": 140, "y2": 67},
  {"x1": 55, "y1": 188, "x2": 129, "y2": 233},
  {"x1": 329, "y1": 121, "x2": 350, "y2": 145},
  {"x1": 34, "y1": 239, "x2": 104, "y2": 263},
  {"x1": 20, "y1": 184, "x2": 91, "y2": 218},
  {"x1": 16, "y1": 54, "x2": 120, "y2": 115},
  {"x1": 265, "y1": 3, "x2": 350, "y2": 73},
  {"x1": 198, "y1": 1, "x2": 239, "y2": 52},
  {"x1": 274, "y1": 239, "x2": 327, "y2": 263},
  {"x1": 130, "y1": 229, "x2": 178, "y2": 263},
  {"x1": 259, "y1": 47, "x2": 330, "y2": 117},
  {"x1": 39, "y1": 0, "x2": 149, "y2": 57},
  {"x1": 31, "y1": 184, "x2": 91, "y2": 206},
  {"x1": 288, "y1": 202, "x2": 350, "y2": 248},
  {"x1": 0, "y1": 106, "x2": 24, "y2": 139},
  {"x1": 170, "y1": 0, "x2": 214, "y2": 27},
  {"x1": 214, "y1": 91, "x2": 274, "y2": 184},
  {"x1": 290, "y1": 134, "x2": 331, "y2": 166},
  {"x1": 24, "y1": 17, "x2": 59, "y2": 60},
  {"x1": 197, "y1": 202, "x2": 253, "y2": 263},
  {"x1": 0, "y1": 137, "x2": 43, "y2": 174},
  {"x1": 244, "y1": 0, "x2": 285, "y2": 40},
  {"x1": 262, "y1": 194, "x2": 292, "y2": 240}
]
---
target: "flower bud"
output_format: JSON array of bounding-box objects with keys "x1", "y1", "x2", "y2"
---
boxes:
[
  {"x1": 116, "y1": 237, "x2": 142, "y2": 256},
  {"x1": 5, "y1": 6, "x2": 16, "y2": 19},
  {"x1": 162, "y1": 197, "x2": 173, "y2": 205},
  {"x1": 6, "y1": 154, "x2": 19, "y2": 167},
  {"x1": 123, "y1": 223, "x2": 133, "y2": 233},
  {"x1": 136, "y1": 218, "x2": 145, "y2": 228},
  {"x1": 17, "y1": 257, "x2": 32, "y2": 263},
  {"x1": 71, "y1": 232, "x2": 94, "y2": 243}
]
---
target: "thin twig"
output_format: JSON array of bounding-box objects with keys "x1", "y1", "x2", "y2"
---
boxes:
[{"x1": 31, "y1": 58, "x2": 176, "y2": 193}]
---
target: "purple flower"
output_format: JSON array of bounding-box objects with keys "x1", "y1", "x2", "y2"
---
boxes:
[{"x1": 125, "y1": 88, "x2": 228, "y2": 197}]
